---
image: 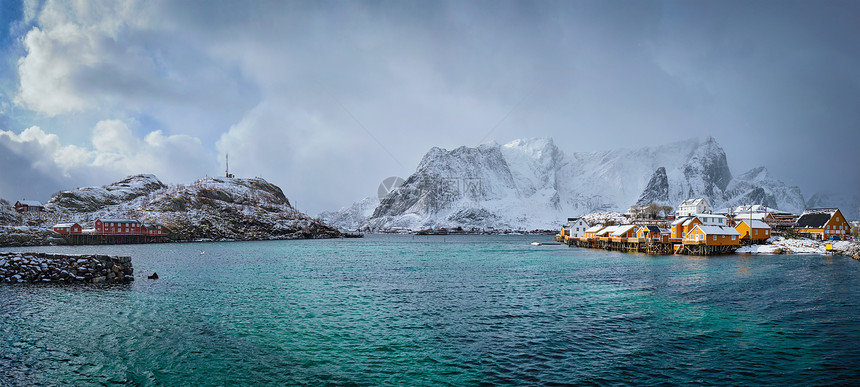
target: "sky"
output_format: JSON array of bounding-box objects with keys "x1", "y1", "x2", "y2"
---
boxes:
[{"x1": 0, "y1": 0, "x2": 858, "y2": 215}]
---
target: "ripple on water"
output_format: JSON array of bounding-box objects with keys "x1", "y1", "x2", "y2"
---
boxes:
[{"x1": 1, "y1": 236, "x2": 860, "y2": 384}]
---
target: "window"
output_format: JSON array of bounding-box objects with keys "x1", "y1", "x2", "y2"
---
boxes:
[
  {"x1": 732, "y1": 236, "x2": 736, "y2": 240},
  {"x1": 754, "y1": 229, "x2": 758, "y2": 235},
  {"x1": 713, "y1": 235, "x2": 717, "y2": 241}
]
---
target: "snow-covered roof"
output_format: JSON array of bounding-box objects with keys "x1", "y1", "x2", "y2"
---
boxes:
[
  {"x1": 671, "y1": 217, "x2": 689, "y2": 226},
  {"x1": 682, "y1": 219, "x2": 695, "y2": 226},
  {"x1": 99, "y1": 219, "x2": 141, "y2": 224},
  {"x1": 734, "y1": 204, "x2": 779, "y2": 213},
  {"x1": 737, "y1": 219, "x2": 771, "y2": 229},
  {"x1": 691, "y1": 225, "x2": 740, "y2": 236},
  {"x1": 693, "y1": 214, "x2": 727, "y2": 221},
  {"x1": 795, "y1": 209, "x2": 839, "y2": 228},
  {"x1": 611, "y1": 225, "x2": 636, "y2": 236},
  {"x1": 734, "y1": 212, "x2": 770, "y2": 221},
  {"x1": 53, "y1": 223, "x2": 78, "y2": 228},
  {"x1": 584, "y1": 225, "x2": 605, "y2": 233},
  {"x1": 596, "y1": 225, "x2": 618, "y2": 236},
  {"x1": 679, "y1": 198, "x2": 709, "y2": 207},
  {"x1": 17, "y1": 200, "x2": 43, "y2": 207}
]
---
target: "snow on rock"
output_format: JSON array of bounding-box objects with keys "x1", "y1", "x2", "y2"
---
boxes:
[
  {"x1": 1, "y1": 175, "x2": 341, "y2": 245},
  {"x1": 46, "y1": 174, "x2": 167, "y2": 213},
  {"x1": 351, "y1": 136, "x2": 809, "y2": 231},
  {"x1": 737, "y1": 236, "x2": 860, "y2": 257},
  {"x1": 806, "y1": 191, "x2": 860, "y2": 221},
  {"x1": 318, "y1": 197, "x2": 379, "y2": 230},
  {"x1": 0, "y1": 199, "x2": 21, "y2": 225}
]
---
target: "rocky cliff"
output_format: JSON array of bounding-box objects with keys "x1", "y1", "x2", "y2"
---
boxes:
[
  {"x1": 326, "y1": 136, "x2": 809, "y2": 230},
  {"x1": 1, "y1": 175, "x2": 341, "y2": 246}
]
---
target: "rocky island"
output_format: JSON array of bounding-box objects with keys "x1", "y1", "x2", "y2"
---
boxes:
[{"x1": 0, "y1": 174, "x2": 341, "y2": 246}]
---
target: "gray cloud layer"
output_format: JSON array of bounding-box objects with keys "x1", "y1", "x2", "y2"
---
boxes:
[{"x1": 1, "y1": 0, "x2": 858, "y2": 214}]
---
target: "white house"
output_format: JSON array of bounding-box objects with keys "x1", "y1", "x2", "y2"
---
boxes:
[
  {"x1": 566, "y1": 217, "x2": 591, "y2": 239},
  {"x1": 678, "y1": 198, "x2": 711, "y2": 217}
]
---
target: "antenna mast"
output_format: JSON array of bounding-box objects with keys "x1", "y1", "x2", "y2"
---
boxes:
[{"x1": 225, "y1": 154, "x2": 234, "y2": 178}]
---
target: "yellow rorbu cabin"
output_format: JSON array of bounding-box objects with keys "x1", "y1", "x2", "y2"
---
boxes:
[
  {"x1": 734, "y1": 219, "x2": 771, "y2": 243},
  {"x1": 670, "y1": 217, "x2": 702, "y2": 241},
  {"x1": 684, "y1": 225, "x2": 740, "y2": 246},
  {"x1": 794, "y1": 208, "x2": 851, "y2": 240}
]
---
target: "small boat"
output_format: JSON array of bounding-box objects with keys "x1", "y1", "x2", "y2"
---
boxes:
[{"x1": 531, "y1": 242, "x2": 562, "y2": 246}]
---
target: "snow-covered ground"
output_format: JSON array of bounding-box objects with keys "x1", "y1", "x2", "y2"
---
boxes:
[{"x1": 737, "y1": 236, "x2": 859, "y2": 256}]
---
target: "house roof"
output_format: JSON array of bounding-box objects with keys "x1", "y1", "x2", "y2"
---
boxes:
[
  {"x1": 53, "y1": 223, "x2": 78, "y2": 228},
  {"x1": 734, "y1": 204, "x2": 779, "y2": 213},
  {"x1": 734, "y1": 212, "x2": 771, "y2": 221},
  {"x1": 737, "y1": 219, "x2": 771, "y2": 229},
  {"x1": 679, "y1": 198, "x2": 709, "y2": 207},
  {"x1": 99, "y1": 219, "x2": 141, "y2": 224},
  {"x1": 691, "y1": 225, "x2": 740, "y2": 236},
  {"x1": 17, "y1": 200, "x2": 43, "y2": 207},
  {"x1": 671, "y1": 217, "x2": 689, "y2": 226},
  {"x1": 795, "y1": 208, "x2": 839, "y2": 228},
  {"x1": 645, "y1": 225, "x2": 661, "y2": 232},
  {"x1": 584, "y1": 225, "x2": 605, "y2": 233},
  {"x1": 611, "y1": 225, "x2": 636, "y2": 236},
  {"x1": 596, "y1": 226, "x2": 618, "y2": 236}
]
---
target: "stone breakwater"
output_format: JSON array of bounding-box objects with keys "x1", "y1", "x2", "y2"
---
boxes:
[{"x1": 0, "y1": 252, "x2": 133, "y2": 284}]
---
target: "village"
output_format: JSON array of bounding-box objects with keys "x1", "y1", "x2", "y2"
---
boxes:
[
  {"x1": 11, "y1": 200, "x2": 167, "y2": 245},
  {"x1": 555, "y1": 198, "x2": 857, "y2": 256}
]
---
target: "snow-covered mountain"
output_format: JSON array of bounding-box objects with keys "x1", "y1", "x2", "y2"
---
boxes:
[
  {"x1": 806, "y1": 192, "x2": 860, "y2": 221},
  {"x1": 326, "y1": 136, "x2": 809, "y2": 230},
  {"x1": 722, "y1": 167, "x2": 806, "y2": 213},
  {"x1": 318, "y1": 197, "x2": 379, "y2": 231}
]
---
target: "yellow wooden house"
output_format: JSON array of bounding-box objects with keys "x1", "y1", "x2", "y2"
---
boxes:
[
  {"x1": 683, "y1": 225, "x2": 740, "y2": 246},
  {"x1": 794, "y1": 208, "x2": 851, "y2": 240},
  {"x1": 734, "y1": 219, "x2": 771, "y2": 243}
]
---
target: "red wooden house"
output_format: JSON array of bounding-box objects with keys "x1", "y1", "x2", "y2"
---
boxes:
[
  {"x1": 144, "y1": 224, "x2": 166, "y2": 236},
  {"x1": 15, "y1": 200, "x2": 44, "y2": 213},
  {"x1": 53, "y1": 222, "x2": 82, "y2": 235},
  {"x1": 95, "y1": 219, "x2": 143, "y2": 235}
]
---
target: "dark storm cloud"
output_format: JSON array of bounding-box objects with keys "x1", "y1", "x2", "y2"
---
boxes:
[{"x1": 3, "y1": 0, "x2": 859, "y2": 212}]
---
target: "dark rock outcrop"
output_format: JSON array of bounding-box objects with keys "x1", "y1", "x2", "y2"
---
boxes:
[{"x1": 636, "y1": 167, "x2": 669, "y2": 205}]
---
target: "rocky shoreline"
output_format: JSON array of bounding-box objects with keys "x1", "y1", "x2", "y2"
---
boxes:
[
  {"x1": 737, "y1": 237, "x2": 860, "y2": 259},
  {"x1": 0, "y1": 252, "x2": 133, "y2": 284}
]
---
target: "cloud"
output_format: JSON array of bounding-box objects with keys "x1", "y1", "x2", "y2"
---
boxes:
[
  {"x1": 0, "y1": 119, "x2": 216, "y2": 200},
  {"x1": 13, "y1": 0, "x2": 256, "y2": 140},
  {"x1": 3, "y1": 0, "x2": 859, "y2": 212}
]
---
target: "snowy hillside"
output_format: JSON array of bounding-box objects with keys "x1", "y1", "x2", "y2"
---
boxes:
[
  {"x1": 806, "y1": 192, "x2": 860, "y2": 221},
  {"x1": 723, "y1": 167, "x2": 806, "y2": 214},
  {"x1": 0, "y1": 199, "x2": 20, "y2": 225},
  {"x1": 326, "y1": 136, "x2": 809, "y2": 230},
  {"x1": 47, "y1": 174, "x2": 167, "y2": 212},
  {"x1": 318, "y1": 197, "x2": 379, "y2": 230},
  {"x1": 1, "y1": 174, "x2": 341, "y2": 245}
]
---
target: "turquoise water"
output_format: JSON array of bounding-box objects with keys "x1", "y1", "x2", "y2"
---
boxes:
[{"x1": 1, "y1": 234, "x2": 859, "y2": 385}]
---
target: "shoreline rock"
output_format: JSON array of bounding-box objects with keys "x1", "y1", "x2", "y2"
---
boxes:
[{"x1": 0, "y1": 252, "x2": 133, "y2": 284}]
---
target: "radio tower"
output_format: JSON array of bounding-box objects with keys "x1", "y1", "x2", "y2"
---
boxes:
[{"x1": 225, "y1": 154, "x2": 234, "y2": 178}]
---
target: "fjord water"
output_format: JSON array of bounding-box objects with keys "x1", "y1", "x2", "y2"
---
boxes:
[{"x1": 2, "y1": 235, "x2": 859, "y2": 385}]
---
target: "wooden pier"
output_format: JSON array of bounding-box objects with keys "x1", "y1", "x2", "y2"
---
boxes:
[
  {"x1": 563, "y1": 236, "x2": 736, "y2": 256},
  {"x1": 62, "y1": 234, "x2": 169, "y2": 245}
]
